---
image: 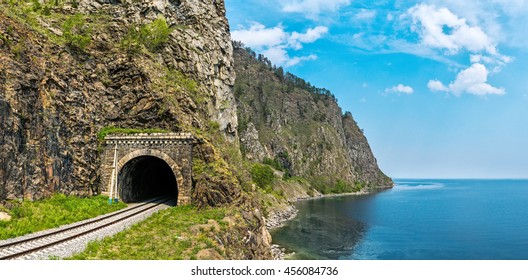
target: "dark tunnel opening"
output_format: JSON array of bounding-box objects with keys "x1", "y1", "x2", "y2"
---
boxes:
[{"x1": 118, "y1": 156, "x2": 178, "y2": 203}]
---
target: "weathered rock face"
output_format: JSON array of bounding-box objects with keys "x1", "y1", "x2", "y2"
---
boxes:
[
  {"x1": 234, "y1": 46, "x2": 393, "y2": 189},
  {"x1": 0, "y1": 0, "x2": 238, "y2": 201},
  {"x1": 78, "y1": 0, "x2": 238, "y2": 140},
  {"x1": 342, "y1": 112, "x2": 390, "y2": 190}
]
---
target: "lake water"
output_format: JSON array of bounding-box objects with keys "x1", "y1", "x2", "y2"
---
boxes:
[{"x1": 272, "y1": 179, "x2": 528, "y2": 260}]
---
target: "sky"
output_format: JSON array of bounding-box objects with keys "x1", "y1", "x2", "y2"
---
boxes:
[{"x1": 225, "y1": 0, "x2": 528, "y2": 179}]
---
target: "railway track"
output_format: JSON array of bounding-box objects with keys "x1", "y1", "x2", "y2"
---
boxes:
[{"x1": 0, "y1": 196, "x2": 175, "y2": 260}]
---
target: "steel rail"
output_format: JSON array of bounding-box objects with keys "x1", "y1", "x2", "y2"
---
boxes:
[{"x1": 0, "y1": 196, "x2": 175, "y2": 260}]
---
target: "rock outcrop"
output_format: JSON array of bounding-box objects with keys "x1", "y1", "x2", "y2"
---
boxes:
[
  {"x1": 78, "y1": 0, "x2": 239, "y2": 141},
  {"x1": 234, "y1": 45, "x2": 392, "y2": 190}
]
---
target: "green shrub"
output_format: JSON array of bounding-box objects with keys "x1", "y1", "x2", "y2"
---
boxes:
[
  {"x1": 31, "y1": 0, "x2": 41, "y2": 11},
  {"x1": 208, "y1": 121, "x2": 220, "y2": 131},
  {"x1": 62, "y1": 13, "x2": 91, "y2": 51},
  {"x1": 120, "y1": 26, "x2": 142, "y2": 54},
  {"x1": 42, "y1": 5, "x2": 51, "y2": 15},
  {"x1": 262, "y1": 156, "x2": 290, "y2": 178},
  {"x1": 309, "y1": 177, "x2": 366, "y2": 194},
  {"x1": 140, "y1": 17, "x2": 171, "y2": 51},
  {"x1": 120, "y1": 17, "x2": 172, "y2": 53},
  {"x1": 250, "y1": 163, "x2": 275, "y2": 189},
  {"x1": 192, "y1": 159, "x2": 208, "y2": 176},
  {"x1": 353, "y1": 181, "x2": 364, "y2": 192},
  {"x1": 333, "y1": 179, "x2": 349, "y2": 193},
  {"x1": 263, "y1": 157, "x2": 281, "y2": 170}
]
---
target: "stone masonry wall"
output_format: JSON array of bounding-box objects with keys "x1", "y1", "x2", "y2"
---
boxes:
[{"x1": 101, "y1": 133, "x2": 193, "y2": 205}]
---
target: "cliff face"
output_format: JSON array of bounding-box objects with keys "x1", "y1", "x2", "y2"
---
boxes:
[
  {"x1": 79, "y1": 0, "x2": 238, "y2": 139},
  {"x1": 234, "y1": 46, "x2": 392, "y2": 190},
  {"x1": 0, "y1": 0, "x2": 238, "y2": 200}
]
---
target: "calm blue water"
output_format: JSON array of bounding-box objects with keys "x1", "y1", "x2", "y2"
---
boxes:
[{"x1": 272, "y1": 179, "x2": 528, "y2": 260}]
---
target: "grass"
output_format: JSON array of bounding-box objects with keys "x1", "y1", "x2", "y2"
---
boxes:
[
  {"x1": 120, "y1": 16, "x2": 172, "y2": 54},
  {"x1": 0, "y1": 194, "x2": 126, "y2": 240},
  {"x1": 97, "y1": 127, "x2": 170, "y2": 141},
  {"x1": 62, "y1": 13, "x2": 91, "y2": 51},
  {"x1": 0, "y1": 0, "x2": 113, "y2": 51},
  {"x1": 68, "y1": 206, "x2": 228, "y2": 260}
]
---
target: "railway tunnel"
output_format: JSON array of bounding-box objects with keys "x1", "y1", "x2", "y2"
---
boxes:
[
  {"x1": 117, "y1": 155, "x2": 178, "y2": 203},
  {"x1": 103, "y1": 133, "x2": 193, "y2": 206}
]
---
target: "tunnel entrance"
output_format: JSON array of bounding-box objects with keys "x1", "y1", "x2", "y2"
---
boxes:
[{"x1": 118, "y1": 156, "x2": 178, "y2": 203}]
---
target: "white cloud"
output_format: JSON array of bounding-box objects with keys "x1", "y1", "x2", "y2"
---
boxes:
[
  {"x1": 428, "y1": 63, "x2": 505, "y2": 96},
  {"x1": 262, "y1": 47, "x2": 317, "y2": 67},
  {"x1": 231, "y1": 22, "x2": 327, "y2": 67},
  {"x1": 470, "y1": 53, "x2": 512, "y2": 73},
  {"x1": 282, "y1": 0, "x2": 352, "y2": 18},
  {"x1": 406, "y1": 4, "x2": 511, "y2": 97},
  {"x1": 449, "y1": 63, "x2": 505, "y2": 95},
  {"x1": 426, "y1": 0, "x2": 528, "y2": 48},
  {"x1": 355, "y1": 9, "x2": 377, "y2": 21},
  {"x1": 231, "y1": 23, "x2": 286, "y2": 49},
  {"x1": 385, "y1": 84, "x2": 414, "y2": 95},
  {"x1": 288, "y1": 26, "x2": 329, "y2": 50},
  {"x1": 427, "y1": 80, "x2": 449, "y2": 92},
  {"x1": 285, "y1": 54, "x2": 318, "y2": 67},
  {"x1": 407, "y1": 3, "x2": 496, "y2": 54}
]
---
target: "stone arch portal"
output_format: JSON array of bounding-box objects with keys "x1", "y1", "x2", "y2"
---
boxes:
[
  {"x1": 117, "y1": 150, "x2": 182, "y2": 203},
  {"x1": 101, "y1": 133, "x2": 193, "y2": 206}
]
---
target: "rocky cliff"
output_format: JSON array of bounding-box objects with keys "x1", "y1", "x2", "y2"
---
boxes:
[
  {"x1": 234, "y1": 45, "x2": 392, "y2": 192},
  {"x1": 0, "y1": 0, "x2": 238, "y2": 201}
]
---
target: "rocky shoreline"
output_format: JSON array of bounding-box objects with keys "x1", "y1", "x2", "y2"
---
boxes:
[
  {"x1": 270, "y1": 244, "x2": 296, "y2": 260},
  {"x1": 266, "y1": 205, "x2": 298, "y2": 230},
  {"x1": 266, "y1": 204, "x2": 298, "y2": 260}
]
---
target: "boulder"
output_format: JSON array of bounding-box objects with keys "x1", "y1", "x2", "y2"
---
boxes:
[{"x1": 0, "y1": 212, "x2": 12, "y2": 222}]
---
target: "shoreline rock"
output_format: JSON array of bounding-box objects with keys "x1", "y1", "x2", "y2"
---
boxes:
[
  {"x1": 271, "y1": 244, "x2": 296, "y2": 260},
  {"x1": 266, "y1": 205, "x2": 298, "y2": 230},
  {"x1": 267, "y1": 205, "x2": 298, "y2": 260}
]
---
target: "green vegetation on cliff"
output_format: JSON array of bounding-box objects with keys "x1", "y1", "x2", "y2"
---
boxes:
[
  {"x1": 233, "y1": 42, "x2": 393, "y2": 193},
  {"x1": 120, "y1": 16, "x2": 172, "y2": 54},
  {"x1": 62, "y1": 13, "x2": 91, "y2": 51},
  {"x1": 250, "y1": 163, "x2": 275, "y2": 189}
]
